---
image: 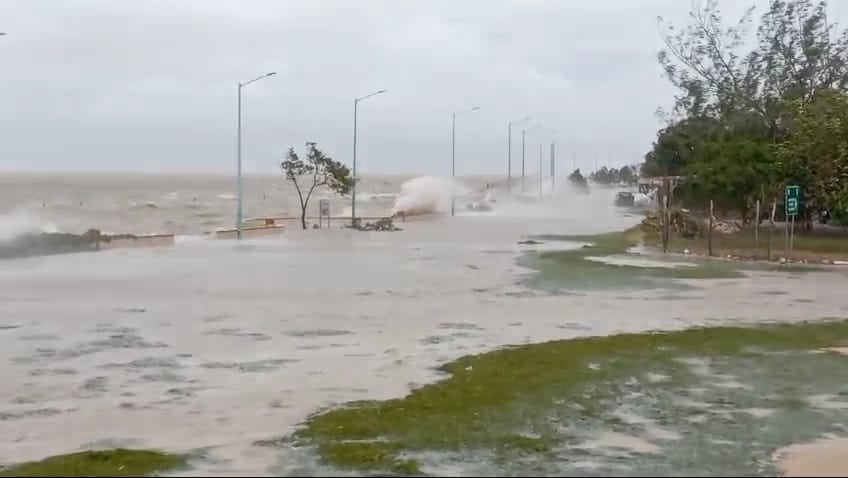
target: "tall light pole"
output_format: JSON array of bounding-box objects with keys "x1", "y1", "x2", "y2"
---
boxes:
[
  {"x1": 507, "y1": 116, "x2": 531, "y2": 195},
  {"x1": 236, "y1": 71, "x2": 276, "y2": 239},
  {"x1": 351, "y1": 89, "x2": 387, "y2": 228},
  {"x1": 550, "y1": 141, "x2": 556, "y2": 192},
  {"x1": 550, "y1": 130, "x2": 558, "y2": 192},
  {"x1": 538, "y1": 143, "x2": 543, "y2": 197},
  {"x1": 521, "y1": 124, "x2": 542, "y2": 193},
  {"x1": 451, "y1": 106, "x2": 481, "y2": 216}
]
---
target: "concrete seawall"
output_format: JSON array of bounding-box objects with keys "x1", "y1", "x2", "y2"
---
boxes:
[
  {"x1": 242, "y1": 216, "x2": 383, "y2": 228},
  {"x1": 213, "y1": 225, "x2": 286, "y2": 240},
  {"x1": 1, "y1": 224, "x2": 288, "y2": 261},
  {"x1": 242, "y1": 213, "x2": 439, "y2": 228},
  {"x1": 1, "y1": 231, "x2": 177, "y2": 260},
  {"x1": 97, "y1": 234, "x2": 176, "y2": 250}
]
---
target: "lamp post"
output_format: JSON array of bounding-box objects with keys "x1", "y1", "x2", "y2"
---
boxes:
[
  {"x1": 351, "y1": 89, "x2": 387, "y2": 228},
  {"x1": 236, "y1": 71, "x2": 276, "y2": 239},
  {"x1": 507, "y1": 116, "x2": 531, "y2": 195},
  {"x1": 521, "y1": 124, "x2": 542, "y2": 193},
  {"x1": 550, "y1": 141, "x2": 556, "y2": 191},
  {"x1": 451, "y1": 106, "x2": 481, "y2": 216},
  {"x1": 538, "y1": 143, "x2": 543, "y2": 197},
  {"x1": 550, "y1": 130, "x2": 558, "y2": 192}
]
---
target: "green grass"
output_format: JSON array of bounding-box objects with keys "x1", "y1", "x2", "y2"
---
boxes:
[
  {"x1": 293, "y1": 319, "x2": 848, "y2": 475},
  {"x1": 520, "y1": 229, "x2": 748, "y2": 291},
  {"x1": 642, "y1": 223, "x2": 848, "y2": 261},
  {"x1": 0, "y1": 449, "x2": 188, "y2": 477}
]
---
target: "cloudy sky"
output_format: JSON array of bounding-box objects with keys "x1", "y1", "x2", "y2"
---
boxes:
[{"x1": 1, "y1": 0, "x2": 845, "y2": 175}]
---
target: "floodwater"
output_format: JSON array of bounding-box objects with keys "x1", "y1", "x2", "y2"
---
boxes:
[{"x1": 1, "y1": 173, "x2": 848, "y2": 475}]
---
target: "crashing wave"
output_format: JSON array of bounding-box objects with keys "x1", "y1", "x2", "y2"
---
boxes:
[
  {"x1": 392, "y1": 176, "x2": 464, "y2": 218},
  {"x1": 0, "y1": 211, "x2": 58, "y2": 241}
]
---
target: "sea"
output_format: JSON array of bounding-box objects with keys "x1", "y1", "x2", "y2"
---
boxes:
[{"x1": 1, "y1": 172, "x2": 847, "y2": 476}]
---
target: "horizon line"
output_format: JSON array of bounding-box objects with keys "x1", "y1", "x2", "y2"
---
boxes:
[{"x1": 0, "y1": 168, "x2": 515, "y2": 178}]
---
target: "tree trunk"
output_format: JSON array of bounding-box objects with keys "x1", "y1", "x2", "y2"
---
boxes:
[{"x1": 301, "y1": 208, "x2": 307, "y2": 230}]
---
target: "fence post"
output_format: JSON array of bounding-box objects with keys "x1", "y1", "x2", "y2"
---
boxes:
[
  {"x1": 708, "y1": 199, "x2": 714, "y2": 257},
  {"x1": 662, "y1": 181, "x2": 670, "y2": 253},
  {"x1": 790, "y1": 214, "x2": 795, "y2": 253},
  {"x1": 768, "y1": 199, "x2": 776, "y2": 261},
  {"x1": 755, "y1": 199, "x2": 760, "y2": 247}
]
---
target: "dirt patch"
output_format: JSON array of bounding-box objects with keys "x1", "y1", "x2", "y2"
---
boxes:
[{"x1": 775, "y1": 437, "x2": 848, "y2": 477}]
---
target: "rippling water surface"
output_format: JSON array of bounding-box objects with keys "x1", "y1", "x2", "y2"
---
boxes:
[{"x1": 2, "y1": 173, "x2": 848, "y2": 476}]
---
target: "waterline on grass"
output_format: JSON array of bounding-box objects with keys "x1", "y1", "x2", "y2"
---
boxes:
[
  {"x1": 288, "y1": 319, "x2": 848, "y2": 476},
  {"x1": 585, "y1": 254, "x2": 698, "y2": 269}
]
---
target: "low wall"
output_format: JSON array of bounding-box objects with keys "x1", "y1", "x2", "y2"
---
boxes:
[
  {"x1": 97, "y1": 234, "x2": 176, "y2": 250},
  {"x1": 243, "y1": 216, "x2": 387, "y2": 228},
  {"x1": 214, "y1": 225, "x2": 286, "y2": 240}
]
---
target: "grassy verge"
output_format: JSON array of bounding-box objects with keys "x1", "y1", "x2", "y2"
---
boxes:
[
  {"x1": 293, "y1": 319, "x2": 848, "y2": 475},
  {"x1": 518, "y1": 228, "x2": 750, "y2": 291},
  {"x1": 641, "y1": 223, "x2": 848, "y2": 263},
  {"x1": 0, "y1": 449, "x2": 188, "y2": 477}
]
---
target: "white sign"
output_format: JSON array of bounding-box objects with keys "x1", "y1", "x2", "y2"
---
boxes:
[{"x1": 319, "y1": 199, "x2": 330, "y2": 216}]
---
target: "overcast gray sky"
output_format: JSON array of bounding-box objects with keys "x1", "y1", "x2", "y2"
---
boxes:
[{"x1": 1, "y1": 0, "x2": 845, "y2": 175}]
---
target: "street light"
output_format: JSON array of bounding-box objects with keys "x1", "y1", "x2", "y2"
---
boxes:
[
  {"x1": 351, "y1": 89, "x2": 387, "y2": 228},
  {"x1": 451, "y1": 106, "x2": 481, "y2": 216},
  {"x1": 236, "y1": 71, "x2": 276, "y2": 239},
  {"x1": 521, "y1": 123, "x2": 542, "y2": 193},
  {"x1": 549, "y1": 130, "x2": 558, "y2": 193},
  {"x1": 539, "y1": 142, "x2": 543, "y2": 197},
  {"x1": 538, "y1": 129, "x2": 558, "y2": 197},
  {"x1": 507, "y1": 116, "x2": 531, "y2": 195}
]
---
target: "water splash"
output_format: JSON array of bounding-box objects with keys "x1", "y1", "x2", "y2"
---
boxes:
[
  {"x1": 392, "y1": 176, "x2": 466, "y2": 217},
  {"x1": 0, "y1": 210, "x2": 58, "y2": 242}
]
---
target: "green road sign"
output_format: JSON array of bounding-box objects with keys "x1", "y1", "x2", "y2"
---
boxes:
[{"x1": 785, "y1": 184, "x2": 801, "y2": 217}]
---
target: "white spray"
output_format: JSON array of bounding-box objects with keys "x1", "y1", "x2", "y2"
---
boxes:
[
  {"x1": 0, "y1": 210, "x2": 58, "y2": 242},
  {"x1": 392, "y1": 176, "x2": 468, "y2": 217}
]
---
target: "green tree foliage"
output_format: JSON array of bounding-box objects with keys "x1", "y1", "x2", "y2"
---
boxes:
[
  {"x1": 641, "y1": 116, "x2": 726, "y2": 178},
  {"x1": 588, "y1": 166, "x2": 638, "y2": 186},
  {"x1": 568, "y1": 169, "x2": 589, "y2": 189},
  {"x1": 683, "y1": 136, "x2": 775, "y2": 220},
  {"x1": 281, "y1": 142, "x2": 353, "y2": 230},
  {"x1": 775, "y1": 89, "x2": 848, "y2": 223},
  {"x1": 644, "y1": 0, "x2": 848, "y2": 224},
  {"x1": 619, "y1": 165, "x2": 636, "y2": 185}
]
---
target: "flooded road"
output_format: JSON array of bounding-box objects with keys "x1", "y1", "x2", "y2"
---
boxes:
[{"x1": 2, "y1": 174, "x2": 848, "y2": 475}]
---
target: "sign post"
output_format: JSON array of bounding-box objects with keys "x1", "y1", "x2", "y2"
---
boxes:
[
  {"x1": 319, "y1": 199, "x2": 330, "y2": 228},
  {"x1": 784, "y1": 185, "x2": 800, "y2": 253}
]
